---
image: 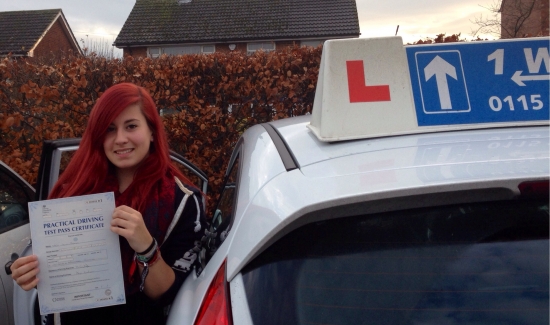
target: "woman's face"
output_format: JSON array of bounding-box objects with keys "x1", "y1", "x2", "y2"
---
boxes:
[{"x1": 103, "y1": 103, "x2": 153, "y2": 177}]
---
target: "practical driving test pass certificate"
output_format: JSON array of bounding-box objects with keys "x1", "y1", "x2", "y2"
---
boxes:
[{"x1": 29, "y1": 192, "x2": 126, "y2": 315}]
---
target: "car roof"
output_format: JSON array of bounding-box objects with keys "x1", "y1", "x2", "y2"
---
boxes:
[
  {"x1": 271, "y1": 115, "x2": 549, "y2": 177},
  {"x1": 224, "y1": 116, "x2": 549, "y2": 280}
]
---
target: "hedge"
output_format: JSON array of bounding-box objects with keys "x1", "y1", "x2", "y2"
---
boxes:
[{"x1": 0, "y1": 46, "x2": 322, "y2": 213}]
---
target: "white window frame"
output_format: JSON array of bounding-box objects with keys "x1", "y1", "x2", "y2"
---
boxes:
[
  {"x1": 148, "y1": 47, "x2": 161, "y2": 58},
  {"x1": 148, "y1": 45, "x2": 216, "y2": 57},
  {"x1": 169, "y1": 45, "x2": 201, "y2": 55}
]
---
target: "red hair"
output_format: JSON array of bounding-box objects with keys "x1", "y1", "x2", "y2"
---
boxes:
[{"x1": 49, "y1": 83, "x2": 191, "y2": 212}]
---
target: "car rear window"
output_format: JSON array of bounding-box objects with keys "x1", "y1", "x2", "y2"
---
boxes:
[{"x1": 241, "y1": 199, "x2": 549, "y2": 325}]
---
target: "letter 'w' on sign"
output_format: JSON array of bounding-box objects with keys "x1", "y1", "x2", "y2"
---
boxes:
[{"x1": 346, "y1": 60, "x2": 391, "y2": 103}]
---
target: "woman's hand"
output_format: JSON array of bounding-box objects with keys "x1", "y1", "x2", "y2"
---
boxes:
[
  {"x1": 11, "y1": 255, "x2": 40, "y2": 291},
  {"x1": 110, "y1": 205, "x2": 153, "y2": 253}
]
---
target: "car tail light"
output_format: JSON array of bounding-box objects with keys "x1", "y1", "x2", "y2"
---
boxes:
[
  {"x1": 518, "y1": 180, "x2": 549, "y2": 198},
  {"x1": 194, "y1": 260, "x2": 233, "y2": 325}
]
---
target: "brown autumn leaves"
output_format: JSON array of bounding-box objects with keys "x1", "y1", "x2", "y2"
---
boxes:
[{"x1": 0, "y1": 46, "x2": 321, "y2": 213}]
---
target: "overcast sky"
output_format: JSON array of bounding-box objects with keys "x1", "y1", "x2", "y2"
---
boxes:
[{"x1": 2, "y1": 0, "x2": 497, "y2": 56}]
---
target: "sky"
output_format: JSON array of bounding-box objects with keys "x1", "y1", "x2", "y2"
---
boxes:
[{"x1": 2, "y1": 0, "x2": 498, "y2": 57}]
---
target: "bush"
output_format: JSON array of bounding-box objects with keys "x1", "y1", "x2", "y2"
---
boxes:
[{"x1": 0, "y1": 46, "x2": 321, "y2": 213}]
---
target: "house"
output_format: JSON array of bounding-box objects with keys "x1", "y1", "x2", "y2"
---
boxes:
[
  {"x1": 500, "y1": 0, "x2": 549, "y2": 38},
  {"x1": 113, "y1": 0, "x2": 360, "y2": 57},
  {"x1": 0, "y1": 9, "x2": 82, "y2": 58}
]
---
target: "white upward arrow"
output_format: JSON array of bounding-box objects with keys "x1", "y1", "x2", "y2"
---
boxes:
[{"x1": 424, "y1": 56, "x2": 457, "y2": 110}]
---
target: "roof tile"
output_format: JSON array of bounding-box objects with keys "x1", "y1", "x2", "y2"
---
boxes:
[
  {"x1": 0, "y1": 9, "x2": 62, "y2": 55},
  {"x1": 114, "y1": 0, "x2": 360, "y2": 46}
]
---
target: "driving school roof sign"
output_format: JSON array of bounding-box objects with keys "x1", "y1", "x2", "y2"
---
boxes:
[
  {"x1": 408, "y1": 38, "x2": 549, "y2": 126},
  {"x1": 308, "y1": 36, "x2": 550, "y2": 142}
]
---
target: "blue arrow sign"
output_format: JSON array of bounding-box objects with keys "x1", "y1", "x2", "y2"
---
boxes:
[{"x1": 406, "y1": 38, "x2": 549, "y2": 126}]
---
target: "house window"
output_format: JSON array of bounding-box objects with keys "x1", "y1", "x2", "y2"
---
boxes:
[
  {"x1": 159, "y1": 45, "x2": 215, "y2": 56},
  {"x1": 149, "y1": 48, "x2": 161, "y2": 58},
  {"x1": 202, "y1": 45, "x2": 215, "y2": 53},
  {"x1": 247, "y1": 42, "x2": 275, "y2": 55},
  {"x1": 301, "y1": 39, "x2": 324, "y2": 48},
  {"x1": 165, "y1": 46, "x2": 200, "y2": 55}
]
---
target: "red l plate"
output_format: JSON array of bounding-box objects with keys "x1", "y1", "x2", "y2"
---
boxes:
[{"x1": 346, "y1": 60, "x2": 391, "y2": 103}]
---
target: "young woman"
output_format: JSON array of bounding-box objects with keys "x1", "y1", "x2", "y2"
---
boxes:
[{"x1": 10, "y1": 83, "x2": 206, "y2": 325}]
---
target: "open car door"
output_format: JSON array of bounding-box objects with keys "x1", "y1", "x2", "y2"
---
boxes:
[
  {"x1": 13, "y1": 139, "x2": 208, "y2": 325},
  {"x1": 0, "y1": 161, "x2": 34, "y2": 325}
]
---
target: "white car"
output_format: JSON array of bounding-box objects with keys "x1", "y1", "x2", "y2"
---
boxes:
[
  {"x1": 166, "y1": 37, "x2": 549, "y2": 325},
  {"x1": 166, "y1": 116, "x2": 549, "y2": 325},
  {"x1": 8, "y1": 36, "x2": 550, "y2": 325}
]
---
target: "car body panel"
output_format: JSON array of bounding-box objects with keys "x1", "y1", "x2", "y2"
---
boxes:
[
  {"x1": 275, "y1": 117, "x2": 548, "y2": 171},
  {"x1": 167, "y1": 254, "x2": 225, "y2": 325},
  {"x1": 0, "y1": 161, "x2": 34, "y2": 325},
  {"x1": 232, "y1": 124, "x2": 287, "y2": 221},
  {"x1": 300, "y1": 128, "x2": 549, "y2": 181},
  {"x1": 12, "y1": 244, "x2": 36, "y2": 325},
  {"x1": 0, "y1": 225, "x2": 31, "y2": 325},
  {"x1": 228, "y1": 273, "x2": 253, "y2": 325}
]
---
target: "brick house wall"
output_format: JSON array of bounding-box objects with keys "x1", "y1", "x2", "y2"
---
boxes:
[
  {"x1": 214, "y1": 43, "x2": 248, "y2": 54},
  {"x1": 540, "y1": 0, "x2": 549, "y2": 36},
  {"x1": 216, "y1": 41, "x2": 299, "y2": 53},
  {"x1": 501, "y1": 0, "x2": 550, "y2": 38},
  {"x1": 33, "y1": 19, "x2": 79, "y2": 57},
  {"x1": 275, "y1": 40, "x2": 298, "y2": 51}
]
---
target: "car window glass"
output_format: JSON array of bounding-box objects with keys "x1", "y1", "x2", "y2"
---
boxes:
[
  {"x1": 213, "y1": 154, "x2": 239, "y2": 229},
  {"x1": 58, "y1": 150, "x2": 76, "y2": 178},
  {"x1": 205, "y1": 153, "x2": 240, "y2": 257},
  {"x1": 0, "y1": 170, "x2": 30, "y2": 233},
  {"x1": 242, "y1": 199, "x2": 549, "y2": 325},
  {"x1": 171, "y1": 159, "x2": 204, "y2": 192}
]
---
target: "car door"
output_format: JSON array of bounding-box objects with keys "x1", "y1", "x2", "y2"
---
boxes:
[
  {"x1": 0, "y1": 161, "x2": 35, "y2": 325},
  {"x1": 203, "y1": 138, "x2": 241, "y2": 263},
  {"x1": 13, "y1": 138, "x2": 208, "y2": 325},
  {"x1": 34, "y1": 139, "x2": 208, "y2": 202}
]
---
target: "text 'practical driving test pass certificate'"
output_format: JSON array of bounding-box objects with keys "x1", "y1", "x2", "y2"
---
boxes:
[{"x1": 29, "y1": 192, "x2": 126, "y2": 315}]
